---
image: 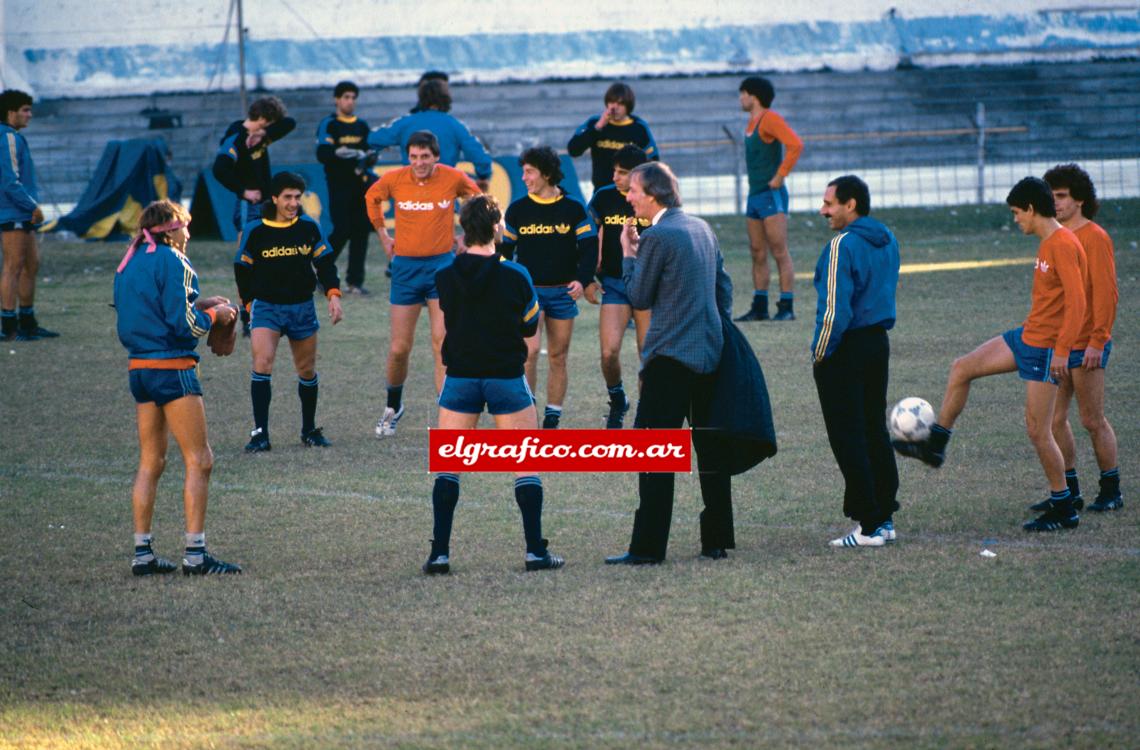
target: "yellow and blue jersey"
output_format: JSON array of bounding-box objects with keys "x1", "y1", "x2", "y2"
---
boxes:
[
  {"x1": 234, "y1": 214, "x2": 339, "y2": 306},
  {"x1": 0, "y1": 123, "x2": 39, "y2": 223},
  {"x1": 315, "y1": 113, "x2": 372, "y2": 190},
  {"x1": 567, "y1": 115, "x2": 659, "y2": 190},
  {"x1": 501, "y1": 192, "x2": 597, "y2": 287},
  {"x1": 587, "y1": 184, "x2": 651, "y2": 279},
  {"x1": 212, "y1": 117, "x2": 296, "y2": 198}
]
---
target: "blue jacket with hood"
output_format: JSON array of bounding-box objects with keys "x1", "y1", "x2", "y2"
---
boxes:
[{"x1": 811, "y1": 216, "x2": 900, "y2": 363}]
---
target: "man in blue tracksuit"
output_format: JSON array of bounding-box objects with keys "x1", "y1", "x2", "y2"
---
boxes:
[
  {"x1": 367, "y1": 78, "x2": 492, "y2": 191},
  {"x1": 811, "y1": 175, "x2": 901, "y2": 549},
  {"x1": 0, "y1": 89, "x2": 57, "y2": 341}
]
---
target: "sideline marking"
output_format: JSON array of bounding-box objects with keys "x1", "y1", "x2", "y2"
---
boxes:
[{"x1": 795, "y1": 256, "x2": 1034, "y2": 281}]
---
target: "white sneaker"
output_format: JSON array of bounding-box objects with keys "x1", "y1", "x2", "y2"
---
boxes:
[
  {"x1": 374, "y1": 406, "x2": 405, "y2": 438},
  {"x1": 829, "y1": 527, "x2": 886, "y2": 548}
]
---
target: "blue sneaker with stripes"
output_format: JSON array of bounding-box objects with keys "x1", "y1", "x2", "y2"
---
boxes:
[{"x1": 875, "y1": 519, "x2": 897, "y2": 543}]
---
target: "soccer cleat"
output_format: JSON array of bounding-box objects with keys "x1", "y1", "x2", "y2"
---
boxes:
[
  {"x1": 875, "y1": 519, "x2": 897, "y2": 543},
  {"x1": 345, "y1": 284, "x2": 371, "y2": 296},
  {"x1": 13, "y1": 329, "x2": 40, "y2": 341},
  {"x1": 699, "y1": 548, "x2": 728, "y2": 560},
  {"x1": 772, "y1": 300, "x2": 795, "y2": 321},
  {"x1": 182, "y1": 553, "x2": 242, "y2": 575},
  {"x1": 733, "y1": 307, "x2": 768, "y2": 322},
  {"x1": 892, "y1": 439, "x2": 945, "y2": 468},
  {"x1": 524, "y1": 551, "x2": 565, "y2": 571},
  {"x1": 422, "y1": 553, "x2": 451, "y2": 575},
  {"x1": 131, "y1": 556, "x2": 177, "y2": 576},
  {"x1": 1030, "y1": 495, "x2": 1084, "y2": 512},
  {"x1": 244, "y1": 427, "x2": 271, "y2": 453},
  {"x1": 301, "y1": 426, "x2": 331, "y2": 448},
  {"x1": 605, "y1": 397, "x2": 630, "y2": 429},
  {"x1": 1087, "y1": 493, "x2": 1123, "y2": 512},
  {"x1": 542, "y1": 412, "x2": 561, "y2": 429},
  {"x1": 22, "y1": 325, "x2": 58, "y2": 338},
  {"x1": 829, "y1": 527, "x2": 886, "y2": 548},
  {"x1": 1023, "y1": 507, "x2": 1080, "y2": 532},
  {"x1": 374, "y1": 406, "x2": 405, "y2": 438}
]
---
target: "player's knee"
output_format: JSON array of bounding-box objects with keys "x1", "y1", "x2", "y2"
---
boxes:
[
  {"x1": 548, "y1": 349, "x2": 569, "y2": 367},
  {"x1": 186, "y1": 445, "x2": 214, "y2": 474},
  {"x1": 1024, "y1": 415, "x2": 1051, "y2": 444},
  {"x1": 139, "y1": 453, "x2": 166, "y2": 476},
  {"x1": 388, "y1": 340, "x2": 412, "y2": 360},
  {"x1": 1079, "y1": 412, "x2": 1107, "y2": 435}
]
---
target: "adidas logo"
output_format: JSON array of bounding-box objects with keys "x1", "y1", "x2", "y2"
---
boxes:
[
  {"x1": 555, "y1": 223, "x2": 570, "y2": 234},
  {"x1": 437, "y1": 200, "x2": 451, "y2": 209},
  {"x1": 397, "y1": 200, "x2": 441, "y2": 211}
]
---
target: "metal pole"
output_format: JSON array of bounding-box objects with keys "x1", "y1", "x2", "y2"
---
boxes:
[
  {"x1": 237, "y1": 0, "x2": 248, "y2": 114},
  {"x1": 722, "y1": 125, "x2": 742, "y2": 215},
  {"x1": 975, "y1": 102, "x2": 985, "y2": 204}
]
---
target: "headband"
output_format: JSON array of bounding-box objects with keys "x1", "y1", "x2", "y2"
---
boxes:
[{"x1": 116, "y1": 219, "x2": 187, "y2": 272}]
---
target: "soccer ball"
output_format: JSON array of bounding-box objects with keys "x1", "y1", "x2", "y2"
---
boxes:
[{"x1": 888, "y1": 397, "x2": 935, "y2": 442}]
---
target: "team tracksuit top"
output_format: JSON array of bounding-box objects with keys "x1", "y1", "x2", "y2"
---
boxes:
[
  {"x1": 234, "y1": 215, "x2": 340, "y2": 306},
  {"x1": 0, "y1": 123, "x2": 38, "y2": 224},
  {"x1": 1021, "y1": 226, "x2": 1087, "y2": 360},
  {"x1": 501, "y1": 192, "x2": 597, "y2": 287},
  {"x1": 811, "y1": 216, "x2": 901, "y2": 364},
  {"x1": 367, "y1": 110, "x2": 493, "y2": 181},
  {"x1": 212, "y1": 117, "x2": 297, "y2": 199},
  {"x1": 1072, "y1": 221, "x2": 1117, "y2": 350},
  {"x1": 315, "y1": 114, "x2": 372, "y2": 194},
  {"x1": 436, "y1": 253, "x2": 540, "y2": 379},
  {"x1": 745, "y1": 110, "x2": 803, "y2": 194},
  {"x1": 587, "y1": 184, "x2": 651, "y2": 279},
  {"x1": 114, "y1": 242, "x2": 216, "y2": 365},
  {"x1": 567, "y1": 115, "x2": 659, "y2": 190},
  {"x1": 364, "y1": 164, "x2": 481, "y2": 257}
]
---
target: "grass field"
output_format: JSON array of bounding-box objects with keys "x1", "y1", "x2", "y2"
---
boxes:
[{"x1": 2, "y1": 200, "x2": 1137, "y2": 749}]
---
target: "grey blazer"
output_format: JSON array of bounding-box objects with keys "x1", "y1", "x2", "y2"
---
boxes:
[{"x1": 622, "y1": 207, "x2": 733, "y2": 374}]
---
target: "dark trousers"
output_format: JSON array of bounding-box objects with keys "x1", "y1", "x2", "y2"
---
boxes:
[
  {"x1": 327, "y1": 183, "x2": 371, "y2": 287},
  {"x1": 628, "y1": 356, "x2": 734, "y2": 560},
  {"x1": 813, "y1": 326, "x2": 899, "y2": 532}
]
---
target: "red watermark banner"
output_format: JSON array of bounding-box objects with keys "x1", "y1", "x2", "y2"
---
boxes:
[{"x1": 428, "y1": 429, "x2": 692, "y2": 473}]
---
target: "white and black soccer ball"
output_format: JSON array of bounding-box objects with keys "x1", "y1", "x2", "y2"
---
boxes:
[{"x1": 888, "y1": 397, "x2": 935, "y2": 442}]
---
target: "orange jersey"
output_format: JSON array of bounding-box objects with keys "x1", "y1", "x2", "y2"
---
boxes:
[
  {"x1": 1073, "y1": 221, "x2": 1117, "y2": 349},
  {"x1": 364, "y1": 164, "x2": 480, "y2": 257},
  {"x1": 1021, "y1": 226, "x2": 1087, "y2": 360},
  {"x1": 746, "y1": 110, "x2": 803, "y2": 177}
]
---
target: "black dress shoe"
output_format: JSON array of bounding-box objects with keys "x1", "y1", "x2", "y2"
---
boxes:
[
  {"x1": 604, "y1": 552, "x2": 661, "y2": 565},
  {"x1": 699, "y1": 548, "x2": 728, "y2": 560}
]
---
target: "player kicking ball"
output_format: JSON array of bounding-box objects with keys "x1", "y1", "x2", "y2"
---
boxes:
[
  {"x1": 423, "y1": 195, "x2": 564, "y2": 574},
  {"x1": 895, "y1": 177, "x2": 1088, "y2": 532}
]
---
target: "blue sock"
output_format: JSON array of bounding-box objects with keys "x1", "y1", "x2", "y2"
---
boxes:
[
  {"x1": 1100, "y1": 468, "x2": 1120, "y2": 497},
  {"x1": 184, "y1": 532, "x2": 206, "y2": 565},
  {"x1": 1050, "y1": 488, "x2": 1073, "y2": 511},
  {"x1": 298, "y1": 374, "x2": 319, "y2": 434},
  {"x1": 18, "y1": 305, "x2": 34, "y2": 317},
  {"x1": 387, "y1": 384, "x2": 403, "y2": 411},
  {"x1": 607, "y1": 381, "x2": 626, "y2": 405},
  {"x1": 431, "y1": 474, "x2": 460, "y2": 557},
  {"x1": 251, "y1": 372, "x2": 272, "y2": 433},
  {"x1": 779, "y1": 291, "x2": 793, "y2": 301},
  {"x1": 514, "y1": 476, "x2": 544, "y2": 556}
]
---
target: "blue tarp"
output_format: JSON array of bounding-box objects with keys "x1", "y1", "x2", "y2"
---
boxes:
[{"x1": 52, "y1": 138, "x2": 181, "y2": 239}]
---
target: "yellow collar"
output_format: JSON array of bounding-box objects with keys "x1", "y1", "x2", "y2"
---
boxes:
[
  {"x1": 263, "y1": 217, "x2": 299, "y2": 228},
  {"x1": 336, "y1": 115, "x2": 358, "y2": 123},
  {"x1": 528, "y1": 192, "x2": 563, "y2": 205}
]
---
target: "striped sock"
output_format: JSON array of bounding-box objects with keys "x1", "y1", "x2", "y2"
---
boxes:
[
  {"x1": 1050, "y1": 488, "x2": 1073, "y2": 512},
  {"x1": 133, "y1": 533, "x2": 155, "y2": 563},
  {"x1": 431, "y1": 474, "x2": 460, "y2": 558},
  {"x1": 251, "y1": 372, "x2": 272, "y2": 433},
  {"x1": 779, "y1": 291, "x2": 793, "y2": 301},
  {"x1": 514, "y1": 476, "x2": 544, "y2": 555},
  {"x1": 184, "y1": 532, "x2": 206, "y2": 565},
  {"x1": 1100, "y1": 467, "x2": 1121, "y2": 497},
  {"x1": 1064, "y1": 468, "x2": 1080, "y2": 499},
  {"x1": 387, "y1": 384, "x2": 404, "y2": 411},
  {"x1": 298, "y1": 374, "x2": 319, "y2": 434},
  {"x1": 607, "y1": 381, "x2": 626, "y2": 405}
]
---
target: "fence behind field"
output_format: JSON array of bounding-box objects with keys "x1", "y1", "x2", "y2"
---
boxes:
[{"x1": 25, "y1": 60, "x2": 1140, "y2": 220}]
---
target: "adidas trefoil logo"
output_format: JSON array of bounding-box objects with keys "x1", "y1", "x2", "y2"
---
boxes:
[
  {"x1": 554, "y1": 223, "x2": 570, "y2": 234},
  {"x1": 437, "y1": 200, "x2": 451, "y2": 209}
]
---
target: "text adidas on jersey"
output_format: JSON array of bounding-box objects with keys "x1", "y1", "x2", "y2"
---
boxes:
[{"x1": 397, "y1": 200, "x2": 446, "y2": 211}]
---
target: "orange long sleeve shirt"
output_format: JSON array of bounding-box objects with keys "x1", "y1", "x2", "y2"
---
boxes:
[
  {"x1": 1020, "y1": 226, "x2": 1087, "y2": 360},
  {"x1": 746, "y1": 110, "x2": 804, "y2": 178},
  {"x1": 364, "y1": 164, "x2": 480, "y2": 257},
  {"x1": 1073, "y1": 221, "x2": 1118, "y2": 350}
]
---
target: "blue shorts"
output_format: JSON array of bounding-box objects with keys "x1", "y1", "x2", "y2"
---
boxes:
[
  {"x1": 1002, "y1": 327, "x2": 1055, "y2": 384},
  {"x1": 392, "y1": 253, "x2": 453, "y2": 306},
  {"x1": 599, "y1": 275, "x2": 631, "y2": 306},
  {"x1": 1067, "y1": 339, "x2": 1113, "y2": 369},
  {"x1": 536, "y1": 286, "x2": 579, "y2": 320},
  {"x1": 746, "y1": 186, "x2": 789, "y2": 220},
  {"x1": 438, "y1": 375, "x2": 534, "y2": 415},
  {"x1": 129, "y1": 367, "x2": 202, "y2": 406},
  {"x1": 250, "y1": 299, "x2": 319, "y2": 341},
  {"x1": 232, "y1": 199, "x2": 260, "y2": 233},
  {"x1": 0, "y1": 221, "x2": 33, "y2": 232}
]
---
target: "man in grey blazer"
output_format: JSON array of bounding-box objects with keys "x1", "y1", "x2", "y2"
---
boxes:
[{"x1": 605, "y1": 162, "x2": 736, "y2": 564}]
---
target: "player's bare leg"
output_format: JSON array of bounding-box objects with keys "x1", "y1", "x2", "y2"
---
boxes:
[
  {"x1": 427, "y1": 298, "x2": 446, "y2": 394},
  {"x1": 736, "y1": 218, "x2": 771, "y2": 321},
  {"x1": 543, "y1": 316, "x2": 574, "y2": 427},
  {"x1": 377, "y1": 303, "x2": 421, "y2": 437}
]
